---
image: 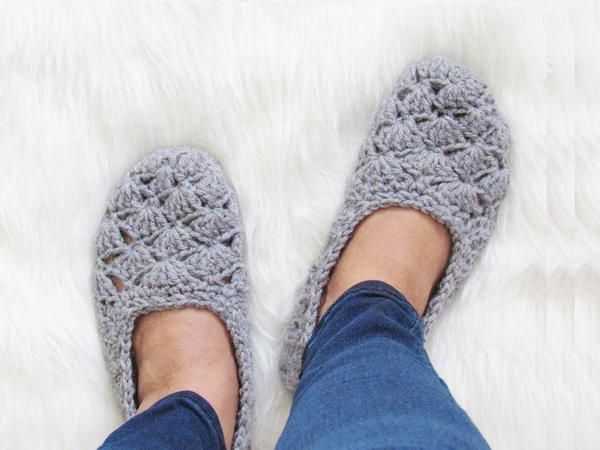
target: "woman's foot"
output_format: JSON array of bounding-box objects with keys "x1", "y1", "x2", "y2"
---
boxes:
[
  {"x1": 280, "y1": 57, "x2": 510, "y2": 393},
  {"x1": 94, "y1": 148, "x2": 253, "y2": 449},
  {"x1": 134, "y1": 308, "x2": 239, "y2": 447},
  {"x1": 321, "y1": 207, "x2": 451, "y2": 318}
]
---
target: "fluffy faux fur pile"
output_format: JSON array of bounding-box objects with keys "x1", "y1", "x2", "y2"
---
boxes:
[{"x1": 1, "y1": 1, "x2": 598, "y2": 449}]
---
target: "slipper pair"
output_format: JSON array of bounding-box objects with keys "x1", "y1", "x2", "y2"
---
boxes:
[{"x1": 94, "y1": 57, "x2": 510, "y2": 450}]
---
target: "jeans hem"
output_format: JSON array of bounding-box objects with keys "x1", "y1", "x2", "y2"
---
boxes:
[
  {"x1": 307, "y1": 280, "x2": 424, "y2": 357},
  {"x1": 317, "y1": 280, "x2": 421, "y2": 329}
]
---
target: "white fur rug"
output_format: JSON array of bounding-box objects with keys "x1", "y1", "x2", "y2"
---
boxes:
[{"x1": 1, "y1": 1, "x2": 598, "y2": 449}]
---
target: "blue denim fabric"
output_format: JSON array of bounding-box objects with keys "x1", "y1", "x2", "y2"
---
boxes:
[
  {"x1": 99, "y1": 390, "x2": 225, "y2": 450},
  {"x1": 275, "y1": 280, "x2": 490, "y2": 450}
]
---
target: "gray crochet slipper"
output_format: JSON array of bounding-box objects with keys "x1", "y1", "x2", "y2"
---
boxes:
[
  {"x1": 280, "y1": 57, "x2": 510, "y2": 393},
  {"x1": 94, "y1": 147, "x2": 253, "y2": 449}
]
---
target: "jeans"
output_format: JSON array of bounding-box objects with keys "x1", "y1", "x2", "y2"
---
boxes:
[
  {"x1": 100, "y1": 281, "x2": 489, "y2": 450},
  {"x1": 99, "y1": 391, "x2": 225, "y2": 450}
]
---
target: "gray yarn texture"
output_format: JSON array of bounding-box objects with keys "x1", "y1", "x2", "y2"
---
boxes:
[
  {"x1": 94, "y1": 148, "x2": 253, "y2": 450},
  {"x1": 279, "y1": 57, "x2": 511, "y2": 393}
]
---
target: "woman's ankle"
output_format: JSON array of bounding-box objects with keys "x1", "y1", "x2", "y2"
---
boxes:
[
  {"x1": 321, "y1": 207, "x2": 451, "y2": 318},
  {"x1": 133, "y1": 308, "x2": 239, "y2": 449}
]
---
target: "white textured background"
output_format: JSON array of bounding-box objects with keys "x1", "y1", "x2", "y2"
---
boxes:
[{"x1": 1, "y1": 1, "x2": 598, "y2": 449}]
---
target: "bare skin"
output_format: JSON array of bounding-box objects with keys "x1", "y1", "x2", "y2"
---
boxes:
[
  {"x1": 133, "y1": 309, "x2": 239, "y2": 450},
  {"x1": 320, "y1": 207, "x2": 451, "y2": 318}
]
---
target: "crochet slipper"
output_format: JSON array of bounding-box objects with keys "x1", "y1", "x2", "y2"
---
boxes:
[
  {"x1": 280, "y1": 57, "x2": 510, "y2": 393},
  {"x1": 94, "y1": 147, "x2": 253, "y2": 449}
]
